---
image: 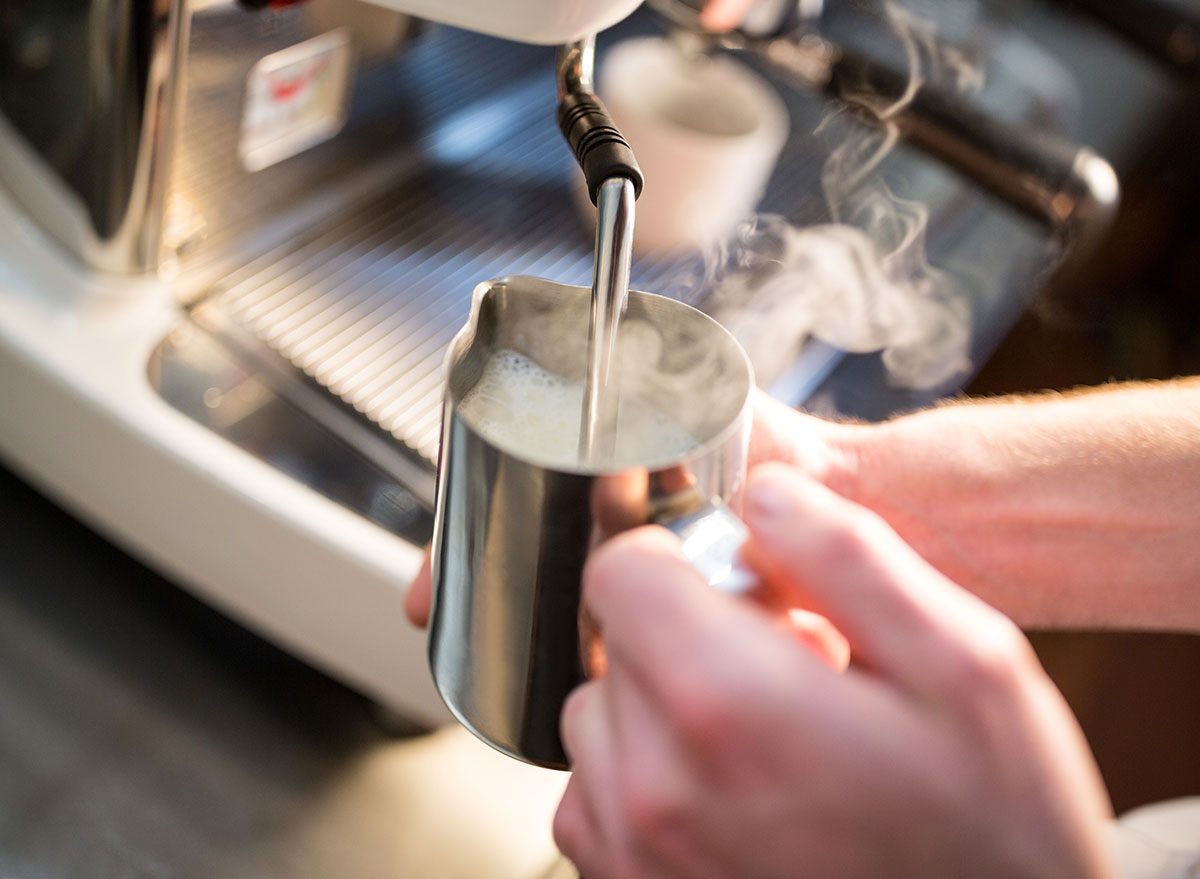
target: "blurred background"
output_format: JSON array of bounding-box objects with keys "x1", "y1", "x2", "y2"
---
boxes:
[
  {"x1": 2, "y1": 0, "x2": 1200, "y2": 873},
  {"x1": 969, "y1": 60, "x2": 1200, "y2": 814}
]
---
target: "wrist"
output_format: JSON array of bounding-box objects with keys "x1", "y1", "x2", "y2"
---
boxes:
[
  {"x1": 815, "y1": 410, "x2": 986, "y2": 592},
  {"x1": 812, "y1": 420, "x2": 871, "y2": 505}
]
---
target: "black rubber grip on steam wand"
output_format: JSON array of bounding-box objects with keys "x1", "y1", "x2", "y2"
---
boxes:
[{"x1": 557, "y1": 92, "x2": 644, "y2": 205}]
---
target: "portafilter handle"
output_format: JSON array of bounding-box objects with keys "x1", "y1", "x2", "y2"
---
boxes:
[{"x1": 818, "y1": 45, "x2": 1120, "y2": 253}]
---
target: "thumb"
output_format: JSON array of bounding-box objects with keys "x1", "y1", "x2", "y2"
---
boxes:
[
  {"x1": 741, "y1": 462, "x2": 995, "y2": 688},
  {"x1": 749, "y1": 392, "x2": 857, "y2": 493}
]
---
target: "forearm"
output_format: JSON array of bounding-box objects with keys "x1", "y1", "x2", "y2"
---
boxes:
[{"x1": 830, "y1": 378, "x2": 1200, "y2": 631}]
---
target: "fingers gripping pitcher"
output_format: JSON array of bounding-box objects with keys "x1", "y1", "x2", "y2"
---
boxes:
[{"x1": 428, "y1": 276, "x2": 755, "y2": 768}]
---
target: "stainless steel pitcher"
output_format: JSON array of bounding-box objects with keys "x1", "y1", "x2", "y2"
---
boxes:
[{"x1": 428, "y1": 275, "x2": 754, "y2": 769}]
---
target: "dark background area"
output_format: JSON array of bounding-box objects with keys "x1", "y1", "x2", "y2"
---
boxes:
[{"x1": 967, "y1": 81, "x2": 1200, "y2": 814}]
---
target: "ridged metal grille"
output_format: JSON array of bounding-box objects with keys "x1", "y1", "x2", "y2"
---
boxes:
[
  {"x1": 211, "y1": 170, "x2": 695, "y2": 463},
  {"x1": 212, "y1": 188, "x2": 696, "y2": 462}
]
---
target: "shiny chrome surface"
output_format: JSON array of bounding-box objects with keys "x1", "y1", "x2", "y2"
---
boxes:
[
  {"x1": 428, "y1": 276, "x2": 753, "y2": 769},
  {"x1": 167, "y1": 2, "x2": 429, "y2": 282},
  {"x1": 579, "y1": 176, "x2": 637, "y2": 465},
  {"x1": 554, "y1": 34, "x2": 641, "y2": 465},
  {"x1": 184, "y1": 298, "x2": 439, "y2": 509},
  {"x1": 665, "y1": 502, "x2": 758, "y2": 596},
  {"x1": 555, "y1": 36, "x2": 596, "y2": 99},
  {"x1": 0, "y1": 0, "x2": 188, "y2": 273},
  {"x1": 148, "y1": 319, "x2": 435, "y2": 543}
]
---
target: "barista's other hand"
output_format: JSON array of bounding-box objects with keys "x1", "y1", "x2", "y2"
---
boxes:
[{"x1": 553, "y1": 463, "x2": 1113, "y2": 879}]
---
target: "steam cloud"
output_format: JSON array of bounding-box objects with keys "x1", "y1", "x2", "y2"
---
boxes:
[{"x1": 684, "y1": 0, "x2": 980, "y2": 391}]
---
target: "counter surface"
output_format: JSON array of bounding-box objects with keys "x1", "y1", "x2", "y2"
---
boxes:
[{"x1": 0, "y1": 463, "x2": 567, "y2": 879}]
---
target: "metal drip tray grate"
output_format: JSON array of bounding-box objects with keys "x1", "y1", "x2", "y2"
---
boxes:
[{"x1": 201, "y1": 164, "x2": 693, "y2": 469}]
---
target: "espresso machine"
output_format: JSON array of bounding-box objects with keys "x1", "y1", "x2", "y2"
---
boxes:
[{"x1": 0, "y1": 0, "x2": 1127, "y2": 725}]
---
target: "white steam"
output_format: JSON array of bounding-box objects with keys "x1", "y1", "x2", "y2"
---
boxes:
[
  {"x1": 691, "y1": 0, "x2": 981, "y2": 391},
  {"x1": 709, "y1": 209, "x2": 970, "y2": 389}
]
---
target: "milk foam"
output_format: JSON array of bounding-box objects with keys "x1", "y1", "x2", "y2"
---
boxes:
[{"x1": 458, "y1": 349, "x2": 698, "y2": 468}]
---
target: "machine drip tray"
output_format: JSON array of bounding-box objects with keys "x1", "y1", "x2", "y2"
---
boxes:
[{"x1": 149, "y1": 319, "x2": 436, "y2": 545}]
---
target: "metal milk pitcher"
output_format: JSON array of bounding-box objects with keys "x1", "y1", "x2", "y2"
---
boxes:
[{"x1": 428, "y1": 275, "x2": 754, "y2": 769}]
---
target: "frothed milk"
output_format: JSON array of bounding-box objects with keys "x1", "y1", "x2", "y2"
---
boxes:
[{"x1": 458, "y1": 349, "x2": 697, "y2": 469}]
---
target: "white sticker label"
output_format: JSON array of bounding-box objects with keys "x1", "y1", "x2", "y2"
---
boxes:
[{"x1": 239, "y1": 29, "x2": 354, "y2": 172}]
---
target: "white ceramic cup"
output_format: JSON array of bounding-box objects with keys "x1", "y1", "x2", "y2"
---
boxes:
[{"x1": 590, "y1": 37, "x2": 790, "y2": 255}]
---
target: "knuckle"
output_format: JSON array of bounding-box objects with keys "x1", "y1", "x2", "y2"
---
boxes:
[
  {"x1": 660, "y1": 675, "x2": 734, "y2": 747},
  {"x1": 561, "y1": 683, "x2": 593, "y2": 728},
  {"x1": 949, "y1": 616, "x2": 1037, "y2": 700},
  {"x1": 582, "y1": 541, "x2": 621, "y2": 603},
  {"x1": 583, "y1": 530, "x2": 645, "y2": 604},
  {"x1": 559, "y1": 685, "x2": 594, "y2": 757},
  {"x1": 621, "y1": 775, "x2": 687, "y2": 848},
  {"x1": 551, "y1": 800, "x2": 586, "y2": 861},
  {"x1": 810, "y1": 511, "x2": 879, "y2": 570}
]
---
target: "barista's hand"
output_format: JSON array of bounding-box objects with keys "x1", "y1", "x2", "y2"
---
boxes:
[
  {"x1": 553, "y1": 463, "x2": 1114, "y2": 879},
  {"x1": 403, "y1": 391, "x2": 853, "y2": 629}
]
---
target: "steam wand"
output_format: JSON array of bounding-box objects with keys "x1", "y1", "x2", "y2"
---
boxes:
[{"x1": 556, "y1": 38, "x2": 644, "y2": 466}]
